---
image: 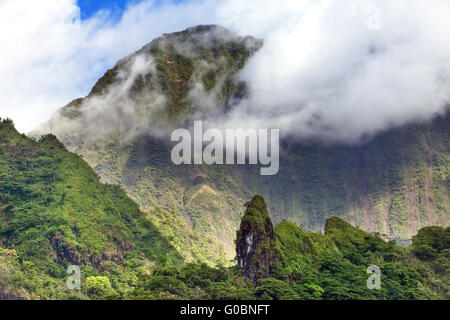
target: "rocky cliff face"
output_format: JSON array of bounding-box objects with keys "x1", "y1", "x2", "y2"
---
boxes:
[{"x1": 236, "y1": 196, "x2": 279, "y2": 284}]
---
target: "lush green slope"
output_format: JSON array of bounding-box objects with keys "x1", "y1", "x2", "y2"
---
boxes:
[
  {"x1": 0, "y1": 118, "x2": 180, "y2": 299},
  {"x1": 127, "y1": 196, "x2": 449, "y2": 300},
  {"x1": 35, "y1": 113, "x2": 450, "y2": 266},
  {"x1": 0, "y1": 136, "x2": 446, "y2": 300},
  {"x1": 34, "y1": 25, "x2": 449, "y2": 266}
]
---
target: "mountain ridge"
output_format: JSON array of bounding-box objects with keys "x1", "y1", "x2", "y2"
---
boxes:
[
  {"x1": 0, "y1": 118, "x2": 181, "y2": 298},
  {"x1": 0, "y1": 121, "x2": 448, "y2": 299},
  {"x1": 32, "y1": 25, "x2": 449, "y2": 266}
]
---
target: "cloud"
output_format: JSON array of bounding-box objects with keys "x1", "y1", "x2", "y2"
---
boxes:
[
  {"x1": 0, "y1": 0, "x2": 215, "y2": 133},
  {"x1": 2, "y1": 0, "x2": 450, "y2": 144},
  {"x1": 216, "y1": 0, "x2": 450, "y2": 143},
  {"x1": 35, "y1": 24, "x2": 263, "y2": 142},
  {"x1": 40, "y1": 52, "x2": 170, "y2": 142}
]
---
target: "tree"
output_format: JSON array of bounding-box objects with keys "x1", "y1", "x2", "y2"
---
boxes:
[{"x1": 85, "y1": 276, "x2": 115, "y2": 297}]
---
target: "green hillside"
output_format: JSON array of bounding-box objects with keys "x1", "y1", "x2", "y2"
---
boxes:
[
  {"x1": 129, "y1": 196, "x2": 449, "y2": 300},
  {"x1": 0, "y1": 127, "x2": 447, "y2": 300},
  {"x1": 34, "y1": 25, "x2": 449, "y2": 266},
  {"x1": 0, "y1": 118, "x2": 180, "y2": 299}
]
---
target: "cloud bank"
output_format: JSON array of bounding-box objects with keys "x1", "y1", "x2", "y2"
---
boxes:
[
  {"x1": 0, "y1": 0, "x2": 214, "y2": 133},
  {"x1": 218, "y1": 0, "x2": 450, "y2": 143},
  {"x1": 1, "y1": 0, "x2": 450, "y2": 144}
]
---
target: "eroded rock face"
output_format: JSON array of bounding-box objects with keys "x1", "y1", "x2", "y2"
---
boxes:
[
  {"x1": 0, "y1": 290, "x2": 25, "y2": 300},
  {"x1": 49, "y1": 234, "x2": 81, "y2": 265},
  {"x1": 236, "y1": 195, "x2": 279, "y2": 284}
]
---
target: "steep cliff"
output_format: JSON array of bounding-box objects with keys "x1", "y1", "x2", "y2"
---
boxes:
[{"x1": 236, "y1": 195, "x2": 280, "y2": 284}]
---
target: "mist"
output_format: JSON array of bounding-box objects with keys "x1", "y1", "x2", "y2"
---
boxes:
[
  {"x1": 5, "y1": 0, "x2": 450, "y2": 145},
  {"x1": 215, "y1": 0, "x2": 450, "y2": 143}
]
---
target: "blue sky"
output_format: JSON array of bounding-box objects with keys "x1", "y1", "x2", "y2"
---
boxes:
[
  {"x1": 77, "y1": 0, "x2": 185, "y2": 20},
  {"x1": 77, "y1": 0, "x2": 136, "y2": 19}
]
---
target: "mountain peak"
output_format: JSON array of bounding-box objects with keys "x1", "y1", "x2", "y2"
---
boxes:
[
  {"x1": 36, "y1": 25, "x2": 262, "y2": 139},
  {"x1": 236, "y1": 196, "x2": 279, "y2": 284}
]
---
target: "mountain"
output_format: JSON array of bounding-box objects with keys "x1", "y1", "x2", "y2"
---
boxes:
[
  {"x1": 0, "y1": 118, "x2": 180, "y2": 299},
  {"x1": 34, "y1": 25, "x2": 263, "y2": 266},
  {"x1": 0, "y1": 122, "x2": 447, "y2": 299},
  {"x1": 34, "y1": 25, "x2": 449, "y2": 266}
]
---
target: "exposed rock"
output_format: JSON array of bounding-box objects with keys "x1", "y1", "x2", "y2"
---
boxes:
[
  {"x1": 0, "y1": 289, "x2": 25, "y2": 300},
  {"x1": 49, "y1": 234, "x2": 81, "y2": 265},
  {"x1": 236, "y1": 195, "x2": 279, "y2": 284}
]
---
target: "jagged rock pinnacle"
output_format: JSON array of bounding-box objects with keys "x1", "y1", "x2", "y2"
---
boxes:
[{"x1": 236, "y1": 195, "x2": 279, "y2": 284}]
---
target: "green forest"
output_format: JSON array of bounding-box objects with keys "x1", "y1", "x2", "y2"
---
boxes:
[{"x1": 1, "y1": 119, "x2": 448, "y2": 299}]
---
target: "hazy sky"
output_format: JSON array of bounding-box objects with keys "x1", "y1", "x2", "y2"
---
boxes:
[{"x1": 0, "y1": 0, "x2": 449, "y2": 143}]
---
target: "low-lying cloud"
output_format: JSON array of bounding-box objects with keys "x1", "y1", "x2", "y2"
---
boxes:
[
  {"x1": 0, "y1": 0, "x2": 215, "y2": 133},
  {"x1": 2, "y1": 0, "x2": 450, "y2": 144},
  {"x1": 218, "y1": 0, "x2": 450, "y2": 143}
]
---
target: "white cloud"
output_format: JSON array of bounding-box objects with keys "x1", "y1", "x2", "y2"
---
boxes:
[
  {"x1": 0, "y1": 0, "x2": 214, "y2": 132},
  {"x1": 1, "y1": 0, "x2": 449, "y2": 143},
  {"x1": 217, "y1": 0, "x2": 450, "y2": 142}
]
